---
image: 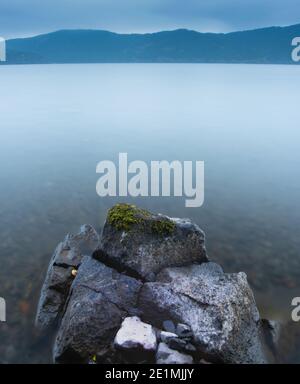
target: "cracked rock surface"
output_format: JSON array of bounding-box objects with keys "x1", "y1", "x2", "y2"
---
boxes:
[
  {"x1": 35, "y1": 224, "x2": 99, "y2": 331},
  {"x1": 35, "y1": 205, "x2": 273, "y2": 364},
  {"x1": 139, "y1": 262, "x2": 268, "y2": 364},
  {"x1": 53, "y1": 256, "x2": 142, "y2": 363}
]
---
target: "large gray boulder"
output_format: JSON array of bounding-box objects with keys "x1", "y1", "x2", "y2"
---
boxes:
[
  {"x1": 94, "y1": 204, "x2": 208, "y2": 281},
  {"x1": 139, "y1": 262, "x2": 268, "y2": 364},
  {"x1": 53, "y1": 256, "x2": 142, "y2": 363},
  {"x1": 35, "y1": 224, "x2": 99, "y2": 331}
]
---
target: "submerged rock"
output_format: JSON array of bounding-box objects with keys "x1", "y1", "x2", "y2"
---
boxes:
[
  {"x1": 261, "y1": 319, "x2": 282, "y2": 359},
  {"x1": 139, "y1": 262, "x2": 268, "y2": 364},
  {"x1": 35, "y1": 224, "x2": 99, "y2": 331},
  {"x1": 93, "y1": 204, "x2": 207, "y2": 281}
]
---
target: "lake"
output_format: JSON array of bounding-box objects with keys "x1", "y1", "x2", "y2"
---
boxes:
[{"x1": 0, "y1": 63, "x2": 300, "y2": 363}]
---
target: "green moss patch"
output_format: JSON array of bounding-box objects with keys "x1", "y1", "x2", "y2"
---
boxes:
[
  {"x1": 151, "y1": 219, "x2": 175, "y2": 235},
  {"x1": 107, "y1": 204, "x2": 150, "y2": 231},
  {"x1": 107, "y1": 203, "x2": 175, "y2": 235}
]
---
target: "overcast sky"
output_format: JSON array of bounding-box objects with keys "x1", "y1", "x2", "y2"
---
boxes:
[{"x1": 0, "y1": 0, "x2": 299, "y2": 39}]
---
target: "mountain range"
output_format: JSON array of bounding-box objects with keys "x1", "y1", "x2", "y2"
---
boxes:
[{"x1": 2, "y1": 24, "x2": 300, "y2": 64}]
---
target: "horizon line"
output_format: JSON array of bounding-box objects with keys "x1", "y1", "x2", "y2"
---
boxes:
[{"x1": 6, "y1": 22, "x2": 300, "y2": 41}]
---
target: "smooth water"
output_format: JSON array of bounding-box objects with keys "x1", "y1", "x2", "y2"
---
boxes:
[{"x1": 0, "y1": 64, "x2": 300, "y2": 363}]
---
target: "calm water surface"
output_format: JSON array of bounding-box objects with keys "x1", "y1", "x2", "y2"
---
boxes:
[{"x1": 0, "y1": 64, "x2": 300, "y2": 363}]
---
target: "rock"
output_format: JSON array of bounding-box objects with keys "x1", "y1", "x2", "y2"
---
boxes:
[
  {"x1": 199, "y1": 358, "x2": 213, "y2": 364},
  {"x1": 160, "y1": 331, "x2": 178, "y2": 343},
  {"x1": 261, "y1": 319, "x2": 281, "y2": 357},
  {"x1": 167, "y1": 337, "x2": 187, "y2": 352},
  {"x1": 276, "y1": 321, "x2": 300, "y2": 363},
  {"x1": 93, "y1": 204, "x2": 207, "y2": 281},
  {"x1": 70, "y1": 224, "x2": 100, "y2": 252},
  {"x1": 36, "y1": 205, "x2": 277, "y2": 365},
  {"x1": 53, "y1": 256, "x2": 142, "y2": 363},
  {"x1": 165, "y1": 337, "x2": 197, "y2": 354},
  {"x1": 163, "y1": 320, "x2": 176, "y2": 334},
  {"x1": 176, "y1": 323, "x2": 193, "y2": 339},
  {"x1": 156, "y1": 342, "x2": 193, "y2": 364},
  {"x1": 139, "y1": 262, "x2": 268, "y2": 364},
  {"x1": 185, "y1": 343, "x2": 197, "y2": 353},
  {"x1": 114, "y1": 317, "x2": 157, "y2": 352},
  {"x1": 95, "y1": 346, "x2": 116, "y2": 364},
  {"x1": 35, "y1": 224, "x2": 99, "y2": 331},
  {"x1": 160, "y1": 331, "x2": 196, "y2": 355}
]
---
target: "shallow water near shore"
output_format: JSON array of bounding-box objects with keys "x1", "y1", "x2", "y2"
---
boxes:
[{"x1": 0, "y1": 63, "x2": 300, "y2": 363}]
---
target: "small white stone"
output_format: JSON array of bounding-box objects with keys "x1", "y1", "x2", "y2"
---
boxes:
[
  {"x1": 71, "y1": 269, "x2": 78, "y2": 277},
  {"x1": 114, "y1": 316, "x2": 157, "y2": 352}
]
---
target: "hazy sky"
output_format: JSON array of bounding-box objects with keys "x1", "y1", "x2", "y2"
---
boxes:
[{"x1": 0, "y1": 0, "x2": 299, "y2": 38}]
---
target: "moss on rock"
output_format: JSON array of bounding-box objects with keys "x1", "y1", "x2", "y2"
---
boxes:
[
  {"x1": 107, "y1": 203, "x2": 175, "y2": 235},
  {"x1": 107, "y1": 204, "x2": 150, "y2": 231},
  {"x1": 151, "y1": 219, "x2": 175, "y2": 236}
]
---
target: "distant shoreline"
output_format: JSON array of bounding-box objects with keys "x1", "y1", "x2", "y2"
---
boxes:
[
  {"x1": 1, "y1": 62, "x2": 299, "y2": 66},
  {"x1": 2, "y1": 24, "x2": 300, "y2": 65}
]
